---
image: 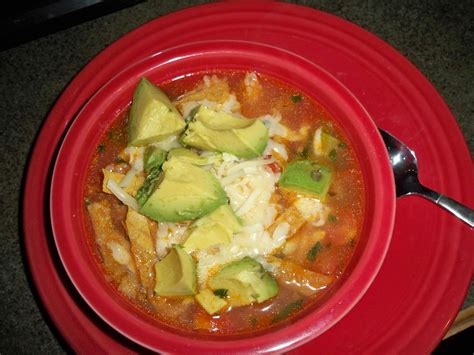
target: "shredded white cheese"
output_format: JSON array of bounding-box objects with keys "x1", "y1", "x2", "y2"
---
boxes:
[
  {"x1": 107, "y1": 241, "x2": 131, "y2": 267},
  {"x1": 313, "y1": 127, "x2": 323, "y2": 155},
  {"x1": 264, "y1": 139, "x2": 288, "y2": 161},
  {"x1": 272, "y1": 222, "x2": 290, "y2": 244},
  {"x1": 294, "y1": 196, "x2": 327, "y2": 226},
  {"x1": 106, "y1": 179, "x2": 139, "y2": 211},
  {"x1": 189, "y1": 155, "x2": 283, "y2": 285},
  {"x1": 155, "y1": 222, "x2": 189, "y2": 260},
  {"x1": 118, "y1": 147, "x2": 144, "y2": 189}
]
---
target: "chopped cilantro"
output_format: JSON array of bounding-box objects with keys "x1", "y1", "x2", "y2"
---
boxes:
[
  {"x1": 107, "y1": 130, "x2": 114, "y2": 139},
  {"x1": 115, "y1": 157, "x2": 127, "y2": 164},
  {"x1": 328, "y1": 214, "x2": 337, "y2": 223},
  {"x1": 338, "y1": 142, "x2": 347, "y2": 149},
  {"x1": 83, "y1": 197, "x2": 91, "y2": 206},
  {"x1": 329, "y1": 148, "x2": 337, "y2": 161},
  {"x1": 291, "y1": 94, "x2": 302, "y2": 103},
  {"x1": 306, "y1": 242, "x2": 322, "y2": 262},
  {"x1": 249, "y1": 317, "x2": 257, "y2": 327},
  {"x1": 97, "y1": 143, "x2": 105, "y2": 153},
  {"x1": 213, "y1": 289, "x2": 228, "y2": 299},
  {"x1": 272, "y1": 299, "x2": 304, "y2": 323}
]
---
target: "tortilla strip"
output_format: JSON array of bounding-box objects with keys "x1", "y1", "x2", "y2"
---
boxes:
[
  {"x1": 87, "y1": 200, "x2": 139, "y2": 298},
  {"x1": 283, "y1": 230, "x2": 326, "y2": 263},
  {"x1": 125, "y1": 207, "x2": 158, "y2": 295},
  {"x1": 267, "y1": 205, "x2": 305, "y2": 237},
  {"x1": 268, "y1": 256, "x2": 333, "y2": 297}
]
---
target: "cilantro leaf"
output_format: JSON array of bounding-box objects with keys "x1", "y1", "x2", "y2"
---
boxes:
[
  {"x1": 306, "y1": 241, "x2": 322, "y2": 262},
  {"x1": 291, "y1": 94, "x2": 302, "y2": 103}
]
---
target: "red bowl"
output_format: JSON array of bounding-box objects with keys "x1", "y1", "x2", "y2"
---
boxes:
[{"x1": 50, "y1": 40, "x2": 395, "y2": 353}]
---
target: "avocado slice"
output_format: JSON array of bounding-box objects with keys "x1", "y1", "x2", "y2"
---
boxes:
[
  {"x1": 181, "y1": 105, "x2": 269, "y2": 158},
  {"x1": 195, "y1": 289, "x2": 228, "y2": 315},
  {"x1": 128, "y1": 78, "x2": 186, "y2": 146},
  {"x1": 183, "y1": 205, "x2": 242, "y2": 251},
  {"x1": 139, "y1": 157, "x2": 227, "y2": 222},
  {"x1": 209, "y1": 257, "x2": 278, "y2": 306},
  {"x1": 189, "y1": 105, "x2": 255, "y2": 130},
  {"x1": 193, "y1": 204, "x2": 242, "y2": 232},
  {"x1": 154, "y1": 245, "x2": 197, "y2": 296},
  {"x1": 279, "y1": 160, "x2": 332, "y2": 199},
  {"x1": 183, "y1": 223, "x2": 232, "y2": 251}
]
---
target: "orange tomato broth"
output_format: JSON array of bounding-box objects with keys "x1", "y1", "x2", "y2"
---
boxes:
[{"x1": 83, "y1": 70, "x2": 365, "y2": 335}]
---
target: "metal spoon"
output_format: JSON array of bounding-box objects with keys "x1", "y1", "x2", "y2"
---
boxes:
[{"x1": 378, "y1": 128, "x2": 474, "y2": 228}]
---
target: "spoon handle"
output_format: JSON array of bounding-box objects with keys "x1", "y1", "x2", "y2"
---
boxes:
[{"x1": 418, "y1": 187, "x2": 474, "y2": 228}]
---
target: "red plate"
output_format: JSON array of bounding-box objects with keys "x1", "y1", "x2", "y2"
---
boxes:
[{"x1": 23, "y1": 2, "x2": 474, "y2": 354}]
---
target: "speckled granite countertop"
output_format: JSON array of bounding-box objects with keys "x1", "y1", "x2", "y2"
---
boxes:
[{"x1": 0, "y1": 0, "x2": 472, "y2": 353}]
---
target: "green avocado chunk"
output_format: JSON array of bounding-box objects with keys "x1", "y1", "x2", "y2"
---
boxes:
[
  {"x1": 184, "y1": 223, "x2": 232, "y2": 251},
  {"x1": 154, "y1": 245, "x2": 197, "y2": 296},
  {"x1": 139, "y1": 157, "x2": 227, "y2": 222},
  {"x1": 321, "y1": 132, "x2": 341, "y2": 155},
  {"x1": 128, "y1": 78, "x2": 186, "y2": 146},
  {"x1": 195, "y1": 289, "x2": 228, "y2": 315},
  {"x1": 209, "y1": 257, "x2": 278, "y2": 306},
  {"x1": 279, "y1": 160, "x2": 332, "y2": 199},
  {"x1": 181, "y1": 105, "x2": 269, "y2": 158},
  {"x1": 183, "y1": 204, "x2": 242, "y2": 251},
  {"x1": 192, "y1": 204, "x2": 242, "y2": 232}
]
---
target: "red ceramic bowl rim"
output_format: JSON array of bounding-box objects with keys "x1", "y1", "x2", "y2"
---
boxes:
[{"x1": 50, "y1": 40, "x2": 395, "y2": 353}]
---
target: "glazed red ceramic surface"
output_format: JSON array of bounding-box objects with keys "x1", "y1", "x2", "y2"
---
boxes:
[
  {"x1": 50, "y1": 41, "x2": 394, "y2": 353},
  {"x1": 23, "y1": 2, "x2": 474, "y2": 354}
]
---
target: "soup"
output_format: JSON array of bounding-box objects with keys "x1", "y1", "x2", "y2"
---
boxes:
[{"x1": 83, "y1": 71, "x2": 364, "y2": 335}]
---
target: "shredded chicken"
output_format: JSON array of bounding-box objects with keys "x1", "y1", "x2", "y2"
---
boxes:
[
  {"x1": 243, "y1": 71, "x2": 263, "y2": 100},
  {"x1": 173, "y1": 75, "x2": 240, "y2": 117}
]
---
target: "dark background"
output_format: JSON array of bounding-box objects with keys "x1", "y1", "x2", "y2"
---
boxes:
[{"x1": 0, "y1": 0, "x2": 472, "y2": 353}]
